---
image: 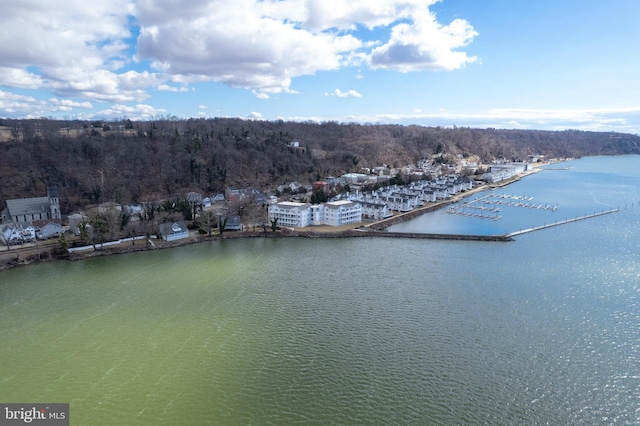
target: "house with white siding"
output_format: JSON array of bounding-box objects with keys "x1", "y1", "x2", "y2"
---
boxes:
[
  {"x1": 384, "y1": 195, "x2": 413, "y2": 212},
  {"x1": 158, "y1": 221, "x2": 189, "y2": 241},
  {"x1": 360, "y1": 201, "x2": 392, "y2": 220},
  {"x1": 323, "y1": 201, "x2": 362, "y2": 226},
  {"x1": 36, "y1": 222, "x2": 63, "y2": 240},
  {"x1": 0, "y1": 223, "x2": 36, "y2": 246},
  {"x1": 268, "y1": 202, "x2": 312, "y2": 228}
]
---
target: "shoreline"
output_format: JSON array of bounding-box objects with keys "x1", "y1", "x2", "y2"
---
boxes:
[{"x1": 1, "y1": 169, "x2": 540, "y2": 271}]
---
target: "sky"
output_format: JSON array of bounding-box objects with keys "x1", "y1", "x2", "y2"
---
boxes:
[{"x1": 1, "y1": 0, "x2": 639, "y2": 133}]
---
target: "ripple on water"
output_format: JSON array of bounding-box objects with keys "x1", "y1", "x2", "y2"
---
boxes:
[{"x1": 3, "y1": 157, "x2": 640, "y2": 426}]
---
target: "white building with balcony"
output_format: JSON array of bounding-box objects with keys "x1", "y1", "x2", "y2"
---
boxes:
[
  {"x1": 268, "y1": 200, "x2": 362, "y2": 227},
  {"x1": 323, "y1": 201, "x2": 362, "y2": 226},
  {"x1": 268, "y1": 202, "x2": 312, "y2": 228}
]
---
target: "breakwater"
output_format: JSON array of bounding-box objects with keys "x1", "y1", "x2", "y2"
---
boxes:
[{"x1": 288, "y1": 229, "x2": 513, "y2": 242}]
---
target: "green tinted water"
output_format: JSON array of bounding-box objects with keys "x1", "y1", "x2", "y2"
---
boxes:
[{"x1": 2, "y1": 157, "x2": 640, "y2": 425}]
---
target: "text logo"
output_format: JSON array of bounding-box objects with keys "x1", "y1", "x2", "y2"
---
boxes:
[{"x1": 0, "y1": 404, "x2": 68, "y2": 426}]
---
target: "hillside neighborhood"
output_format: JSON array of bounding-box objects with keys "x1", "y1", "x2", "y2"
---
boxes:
[{"x1": 1, "y1": 155, "x2": 536, "y2": 253}]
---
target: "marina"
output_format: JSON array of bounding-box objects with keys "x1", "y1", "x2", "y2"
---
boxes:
[{"x1": 445, "y1": 192, "x2": 558, "y2": 221}]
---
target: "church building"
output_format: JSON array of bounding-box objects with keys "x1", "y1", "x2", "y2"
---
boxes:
[{"x1": 1, "y1": 187, "x2": 62, "y2": 224}]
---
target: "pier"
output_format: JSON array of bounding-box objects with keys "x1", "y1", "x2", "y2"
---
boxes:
[{"x1": 506, "y1": 208, "x2": 619, "y2": 237}]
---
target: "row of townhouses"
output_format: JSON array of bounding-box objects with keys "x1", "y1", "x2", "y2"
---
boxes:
[
  {"x1": 345, "y1": 175, "x2": 474, "y2": 216},
  {"x1": 482, "y1": 163, "x2": 531, "y2": 183},
  {"x1": 268, "y1": 176, "x2": 474, "y2": 228}
]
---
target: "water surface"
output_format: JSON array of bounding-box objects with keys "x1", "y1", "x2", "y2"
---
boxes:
[{"x1": 1, "y1": 156, "x2": 639, "y2": 424}]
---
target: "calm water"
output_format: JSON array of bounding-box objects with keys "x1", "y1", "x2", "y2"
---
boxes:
[
  {"x1": 389, "y1": 156, "x2": 640, "y2": 236},
  {"x1": 1, "y1": 156, "x2": 639, "y2": 425}
]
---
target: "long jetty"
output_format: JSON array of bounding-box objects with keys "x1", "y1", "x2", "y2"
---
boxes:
[{"x1": 506, "y1": 208, "x2": 619, "y2": 237}]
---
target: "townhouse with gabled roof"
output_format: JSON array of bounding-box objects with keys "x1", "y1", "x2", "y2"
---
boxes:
[{"x1": 359, "y1": 201, "x2": 392, "y2": 221}]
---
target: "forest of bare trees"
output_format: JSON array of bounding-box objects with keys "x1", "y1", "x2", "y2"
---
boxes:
[{"x1": 1, "y1": 117, "x2": 639, "y2": 214}]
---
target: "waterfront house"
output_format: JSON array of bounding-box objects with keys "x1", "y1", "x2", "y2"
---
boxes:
[
  {"x1": 36, "y1": 222, "x2": 63, "y2": 240},
  {"x1": 159, "y1": 221, "x2": 189, "y2": 241},
  {"x1": 225, "y1": 216, "x2": 244, "y2": 231},
  {"x1": 0, "y1": 223, "x2": 36, "y2": 246}
]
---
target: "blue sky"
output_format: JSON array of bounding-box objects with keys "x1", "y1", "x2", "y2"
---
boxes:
[{"x1": 1, "y1": 0, "x2": 639, "y2": 133}]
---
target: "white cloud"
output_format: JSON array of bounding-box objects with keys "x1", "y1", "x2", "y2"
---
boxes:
[
  {"x1": 157, "y1": 84, "x2": 190, "y2": 92},
  {"x1": 135, "y1": 0, "x2": 476, "y2": 94},
  {"x1": 280, "y1": 107, "x2": 640, "y2": 133},
  {"x1": 0, "y1": 0, "x2": 481, "y2": 117},
  {"x1": 198, "y1": 104, "x2": 208, "y2": 109},
  {"x1": 0, "y1": 90, "x2": 47, "y2": 117},
  {"x1": 252, "y1": 90, "x2": 270, "y2": 100},
  {"x1": 0, "y1": 0, "x2": 140, "y2": 102},
  {"x1": 136, "y1": 0, "x2": 363, "y2": 95},
  {"x1": 334, "y1": 89, "x2": 362, "y2": 98},
  {"x1": 96, "y1": 103, "x2": 167, "y2": 120},
  {"x1": 45, "y1": 69, "x2": 152, "y2": 103},
  {"x1": 368, "y1": 9, "x2": 478, "y2": 72},
  {"x1": 49, "y1": 98, "x2": 93, "y2": 110},
  {"x1": 0, "y1": 68, "x2": 43, "y2": 89},
  {"x1": 298, "y1": 0, "x2": 438, "y2": 31},
  {"x1": 247, "y1": 111, "x2": 263, "y2": 120}
]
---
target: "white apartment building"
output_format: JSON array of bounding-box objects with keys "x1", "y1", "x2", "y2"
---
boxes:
[
  {"x1": 268, "y1": 202, "x2": 312, "y2": 227},
  {"x1": 323, "y1": 201, "x2": 362, "y2": 226},
  {"x1": 268, "y1": 200, "x2": 362, "y2": 227}
]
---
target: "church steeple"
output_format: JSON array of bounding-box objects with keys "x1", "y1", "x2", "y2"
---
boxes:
[{"x1": 48, "y1": 187, "x2": 61, "y2": 220}]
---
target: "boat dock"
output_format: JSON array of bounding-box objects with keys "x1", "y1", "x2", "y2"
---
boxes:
[{"x1": 506, "y1": 208, "x2": 619, "y2": 237}]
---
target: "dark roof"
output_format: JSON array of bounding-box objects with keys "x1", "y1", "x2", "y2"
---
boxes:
[
  {"x1": 158, "y1": 221, "x2": 188, "y2": 236},
  {"x1": 5, "y1": 197, "x2": 50, "y2": 216}
]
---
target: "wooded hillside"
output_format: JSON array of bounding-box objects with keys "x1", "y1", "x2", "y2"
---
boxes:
[{"x1": 1, "y1": 118, "x2": 639, "y2": 213}]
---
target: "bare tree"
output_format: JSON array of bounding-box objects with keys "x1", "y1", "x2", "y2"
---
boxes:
[
  {"x1": 124, "y1": 221, "x2": 141, "y2": 245},
  {"x1": 200, "y1": 209, "x2": 217, "y2": 236}
]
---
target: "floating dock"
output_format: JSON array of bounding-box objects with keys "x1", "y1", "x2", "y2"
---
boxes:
[{"x1": 506, "y1": 209, "x2": 619, "y2": 237}]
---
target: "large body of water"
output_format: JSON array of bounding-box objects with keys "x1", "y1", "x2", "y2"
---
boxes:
[{"x1": 1, "y1": 156, "x2": 639, "y2": 425}]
